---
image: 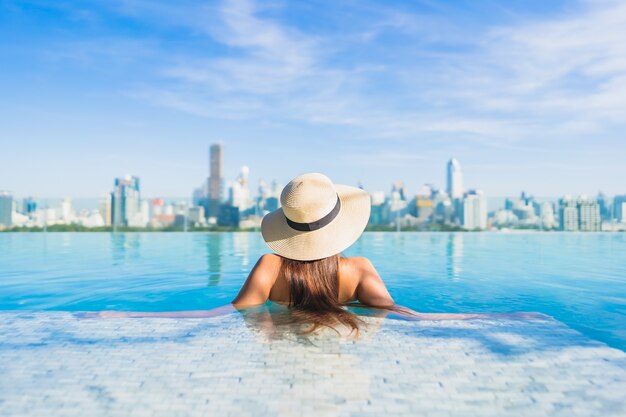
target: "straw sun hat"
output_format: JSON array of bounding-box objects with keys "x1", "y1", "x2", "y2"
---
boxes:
[{"x1": 261, "y1": 173, "x2": 371, "y2": 261}]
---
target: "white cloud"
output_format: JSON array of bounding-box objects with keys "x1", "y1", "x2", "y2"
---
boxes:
[
  {"x1": 121, "y1": 0, "x2": 626, "y2": 144},
  {"x1": 445, "y1": 0, "x2": 626, "y2": 128}
]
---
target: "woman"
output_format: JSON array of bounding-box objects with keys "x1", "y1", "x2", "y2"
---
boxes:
[
  {"x1": 89, "y1": 173, "x2": 497, "y2": 327},
  {"x1": 230, "y1": 172, "x2": 394, "y2": 332}
]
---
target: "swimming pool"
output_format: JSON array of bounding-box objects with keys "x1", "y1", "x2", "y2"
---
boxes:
[
  {"x1": 0, "y1": 232, "x2": 625, "y2": 351},
  {"x1": 0, "y1": 233, "x2": 626, "y2": 350},
  {"x1": 2, "y1": 232, "x2": 626, "y2": 416}
]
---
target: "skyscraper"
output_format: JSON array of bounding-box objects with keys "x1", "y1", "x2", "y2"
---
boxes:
[
  {"x1": 614, "y1": 195, "x2": 626, "y2": 223},
  {"x1": 229, "y1": 166, "x2": 252, "y2": 211},
  {"x1": 578, "y1": 197, "x2": 601, "y2": 232},
  {"x1": 559, "y1": 196, "x2": 578, "y2": 231},
  {"x1": 446, "y1": 158, "x2": 464, "y2": 200},
  {"x1": 0, "y1": 191, "x2": 13, "y2": 228},
  {"x1": 22, "y1": 197, "x2": 37, "y2": 215},
  {"x1": 539, "y1": 201, "x2": 556, "y2": 229},
  {"x1": 100, "y1": 193, "x2": 113, "y2": 226},
  {"x1": 461, "y1": 189, "x2": 487, "y2": 230},
  {"x1": 597, "y1": 192, "x2": 611, "y2": 221},
  {"x1": 111, "y1": 175, "x2": 140, "y2": 227},
  {"x1": 208, "y1": 143, "x2": 223, "y2": 217}
]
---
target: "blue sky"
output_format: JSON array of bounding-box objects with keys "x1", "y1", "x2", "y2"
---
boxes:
[{"x1": 1, "y1": 0, "x2": 625, "y2": 198}]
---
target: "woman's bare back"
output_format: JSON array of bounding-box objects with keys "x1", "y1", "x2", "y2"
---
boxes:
[{"x1": 234, "y1": 254, "x2": 395, "y2": 309}]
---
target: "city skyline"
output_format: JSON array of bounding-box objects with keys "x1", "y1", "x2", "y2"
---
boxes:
[
  {"x1": 1, "y1": 147, "x2": 624, "y2": 201},
  {"x1": 2, "y1": 150, "x2": 624, "y2": 232},
  {"x1": 1, "y1": 0, "x2": 626, "y2": 198}
]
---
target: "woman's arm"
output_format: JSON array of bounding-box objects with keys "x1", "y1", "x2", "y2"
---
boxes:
[
  {"x1": 354, "y1": 257, "x2": 395, "y2": 308},
  {"x1": 232, "y1": 254, "x2": 280, "y2": 308}
]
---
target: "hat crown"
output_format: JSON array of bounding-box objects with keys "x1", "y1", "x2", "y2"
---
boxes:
[{"x1": 281, "y1": 173, "x2": 338, "y2": 223}]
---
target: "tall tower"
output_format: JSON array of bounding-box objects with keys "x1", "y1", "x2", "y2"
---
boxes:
[
  {"x1": 446, "y1": 158, "x2": 463, "y2": 200},
  {"x1": 577, "y1": 196, "x2": 601, "y2": 232},
  {"x1": 0, "y1": 191, "x2": 13, "y2": 228},
  {"x1": 461, "y1": 189, "x2": 487, "y2": 230},
  {"x1": 208, "y1": 143, "x2": 223, "y2": 217},
  {"x1": 559, "y1": 196, "x2": 578, "y2": 231},
  {"x1": 111, "y1": 175, "x2": 140, "y2": 227}
]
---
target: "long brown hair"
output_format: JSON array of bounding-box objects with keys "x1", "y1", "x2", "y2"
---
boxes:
[{"x1": 279, "y1": 254, "x2": 361, "y2": 334}]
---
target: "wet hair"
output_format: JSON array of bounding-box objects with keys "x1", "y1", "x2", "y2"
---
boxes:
[{"x1": 279, "y1": 254, "x2": 361, "y2": 335}]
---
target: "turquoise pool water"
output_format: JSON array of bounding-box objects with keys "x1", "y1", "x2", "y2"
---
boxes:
[{"x1": 0, "y1": 232, "x2": 625, "y2": 351}]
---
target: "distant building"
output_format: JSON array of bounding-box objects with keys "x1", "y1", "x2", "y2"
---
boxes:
[
  {"x1": 229, "y1": 166, "x2": 252, "y2": 211},
  {"x1": 446, "y1": 158, "x2": 463, "y2": 200},
  {"x1": 218, "y1": 204, "x2": 239, "y2": 227},
  {"x1": 597, "y1": 192, "x2": 612, "y2": 221},
  {"x1": 492, "y1": 209, "x2": 518, "y2": 227},
  {"x1": 111, "y1": 175, "x2": 140, "y2": 227},
  {"x1": 461, "y1": 190, "x2": 487, "y2": 230},
  {"x1": 188, "y1": 206, "x2": 205, "y2": 224},
  {"x1": 60, "y1": 198, "x2": 74, "y2": 223},
  {"x1": 130, "y1": 200, "x2": 150, "y2": 228},
  {"x1": 559, "y1": 196, "x2": 578, "y2": 231},
  {"x1": 614, "y1": 195, "x2": 626, "y2": 223},
  {"x1": 578, "y1": 197, "x2": 601, "y2": 232},
  {"x1": 369, "y1": 191, "x2": 388, "y2": 225},
  {"x1": 558, "y1": 196, "x2": 601, "y2": 231},
  {"x1": 539, "y1": 201, "x2": 556, "y2": 229},
  {"x1": 433, "y1": 191, "x2": 453, "y2": 224},
  {"x1": 389, "y1": 188, "x2": 408, "y2": 225},
  {"x1": 0, "y1": 191, "x2": 13, "y2": 228},
  {"x1": 208, "y1": 143, "x2": 223, "y2": 218},
  {"x1": 99, "y1": 194, "x2": 111, "y2": 226},
  {"x1": 392, "y1": 181, "x2": 406, "y2": 201},
  {"x1": 22, "y1": 197, "x2": 37, "y2": 215},
  {"x1": 415, "y1": 196, "x2": 434, "y2": 221}
]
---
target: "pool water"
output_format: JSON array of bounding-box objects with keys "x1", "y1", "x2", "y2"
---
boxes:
[{"x1": 0, "y1": 232, "x2": 625, "y2": 351}]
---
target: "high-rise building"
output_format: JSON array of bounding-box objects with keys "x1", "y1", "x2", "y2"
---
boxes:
[
  {"x1": 614, "y1": 195, "x2": 626, "y2": 223},
  {"x1": 433, "y1": 190, "x2": 453, "y2": 224},
  {"x1": 578, "y1": 197, "x2": 601, "y2": 232},
  {"x1": 100, "y1": 193, "x2": 113, "y2": 226},
  {"x1": 597, "y1": 192, "x2": 611, "y2": 221},
  {"x1": 22, "y1": 197, "x2": 37, "y2": 215},
  {"x1": 446, "y1": 158, "x2": 464, "y2": 200},
  {"x1": 229, "y1": 166, "x2": 252, "y2": 211},
  {"x1": 369, "y1": 191, "x2": 388, "y2": 225},
  {"x1": 392, "y1": 181, "x2": 406, "y2": 201},
  {"x1": 389, "y1": 187, "x2": 408, "y2": 224},
  {"x1": 208, "y1": 143, "x2": 223, "y2": 218},
  {"x1": 461, "y1": 189, "x2": 487, "y2": 230},
  {"x1": 111, "y1": 175, "x2": 141, "y2": 227},
  {"x1": 61, "y1": 198, "x2": 74, "y2": 223},
  {"x1": 188, "y1": 206, "x2": 205, "y2": 224},
  {"x1": 559, "y1": 196, "x2": 578, "y2": 231},
  {"x1": 415, "y1": 197, "x2": 434, "y2": 221},
  {"x1": 539, "y1": 201, "x2": 556, "y2": 229},
  {"x1": 0, "y1": 191, "x2": 13, "y2": 228}
]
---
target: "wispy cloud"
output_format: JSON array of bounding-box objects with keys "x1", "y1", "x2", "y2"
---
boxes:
[
  {"x1": 438, "y1": 0, "x2": 626, "y2": 132},
  {"x1": 114, "y1": 0, "x2": 625, "y2": 146},
  {"x1": 18, "y1": 0, "x2": 626, "y2": 144},
  {"x1": 4, "y1": 0, "x2": 625, "y2": 196}
]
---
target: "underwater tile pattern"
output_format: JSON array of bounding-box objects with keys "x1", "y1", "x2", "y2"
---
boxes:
[{"x1": 0, "y1": 312, "x2": 625, "y2": 417}]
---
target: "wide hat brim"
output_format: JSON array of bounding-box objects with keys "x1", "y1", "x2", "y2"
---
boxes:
[{"x1": 261, "y1": 184, "x2": 371, "y2": 261}]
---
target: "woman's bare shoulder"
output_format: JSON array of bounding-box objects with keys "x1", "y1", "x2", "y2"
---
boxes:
[
  {"x1": 231, "y1": 254, "x2": 281, "y2": 308},
  {"x1": 255, "y1": 253, "x2": 282, "y2": 276},
  {"x1": 341, "y1": 256, "x2": 376, "y2": 274},
  {"x1": 342, "y1": 256, "x2": 393, "y2": 307},
  {"x1": 259, "y1": 253, "x2": 282, "y2": 265},
  {"x1": 340, "y1": 256, "x2": 380, "y2": 286}
]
